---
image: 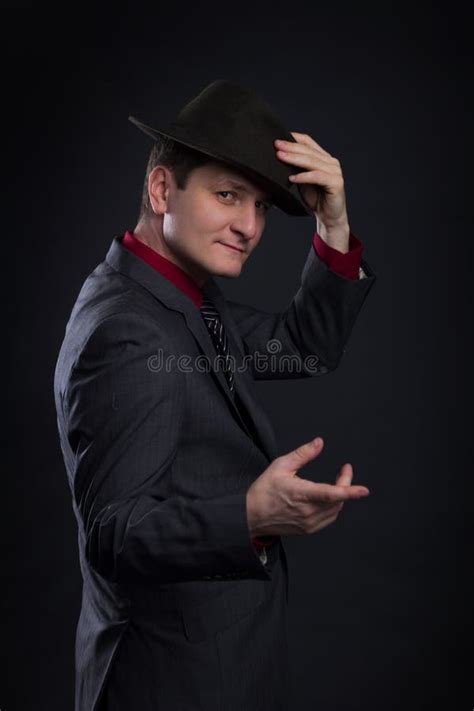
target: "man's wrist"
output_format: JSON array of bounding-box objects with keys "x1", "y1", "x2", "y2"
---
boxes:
[
  {"x1": 246, "y1": 488, "x2": 262, "y2": 538},
  {"x1": 316, "y1": 217, "x2": 350, "y2": 253}
]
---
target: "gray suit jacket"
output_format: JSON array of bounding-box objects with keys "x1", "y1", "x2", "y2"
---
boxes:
[{"x1": 53, "y1": 234, "x2": 376, "y2": 710}]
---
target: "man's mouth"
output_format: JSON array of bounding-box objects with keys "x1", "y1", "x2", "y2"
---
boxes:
[{"x1": 218, "y1": 242, "x2": 245, "y2": 254}]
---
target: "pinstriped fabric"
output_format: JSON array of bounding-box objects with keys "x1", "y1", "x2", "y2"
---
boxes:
[
  {"x1": 200, "y1": 295, "x2": 235, "y2": 395},
  {"x1": 53, "y1": 233, "x2": 377, "y2": 710}
]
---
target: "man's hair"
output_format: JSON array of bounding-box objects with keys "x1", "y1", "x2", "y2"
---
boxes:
[{"x1": 139, "y1": 136, "x2": 215, "y2": 220}]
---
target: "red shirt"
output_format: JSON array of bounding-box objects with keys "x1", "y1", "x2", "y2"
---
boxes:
[{"x1": 122, "y1": 229, "x2": 364, "y2": 549}]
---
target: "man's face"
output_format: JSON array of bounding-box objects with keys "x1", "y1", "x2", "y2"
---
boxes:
[{"x1": 157, "y1": 161, "x2": 273, "y2": 286}]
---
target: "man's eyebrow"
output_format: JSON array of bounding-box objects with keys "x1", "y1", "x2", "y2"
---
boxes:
[{"x1": 215, "y1": 177, "x2": 273, "y2": 203}]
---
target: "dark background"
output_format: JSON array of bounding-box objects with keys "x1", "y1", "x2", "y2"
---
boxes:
[{"x1": 2, "y1": 5, "x2": 472, "y2": 710}]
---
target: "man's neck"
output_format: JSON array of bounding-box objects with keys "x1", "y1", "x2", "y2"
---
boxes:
[{"x1": 132, "y1": 218, "x2": 209, "y2": 288}]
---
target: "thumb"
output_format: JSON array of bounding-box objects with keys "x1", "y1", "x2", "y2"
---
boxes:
[{"x1": 284, "y1": 436, "x2": 324, "y2": 474}]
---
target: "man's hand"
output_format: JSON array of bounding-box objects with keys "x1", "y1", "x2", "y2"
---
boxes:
[
  {"x1": 274, "y1": 132, "x2": 350, "y2": 252},
  {"x1": 246, "y1": 436, "x2": 369, "y2": 537}
]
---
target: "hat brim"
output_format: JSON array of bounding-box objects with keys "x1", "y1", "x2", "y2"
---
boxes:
[{"x1": 128, "y1": 115, "x2": 312, "y2": 217}]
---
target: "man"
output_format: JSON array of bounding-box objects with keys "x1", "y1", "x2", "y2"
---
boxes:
[{"x1": 54, "y1": 79, "x2": 377, "y2": 710}]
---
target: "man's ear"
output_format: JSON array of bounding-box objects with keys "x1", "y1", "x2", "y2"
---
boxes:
[{"x1": 148, "y1": 165, "x2": 172, "y2": 215}]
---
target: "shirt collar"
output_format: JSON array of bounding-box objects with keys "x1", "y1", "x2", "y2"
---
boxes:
[{"x1": 121, "y1": 230, "x2": 204, "y2": 309}]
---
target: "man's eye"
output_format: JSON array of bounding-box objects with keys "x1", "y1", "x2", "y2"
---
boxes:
[{"x1": 218, "y1": 192, "x2": 271, "y2": 211}]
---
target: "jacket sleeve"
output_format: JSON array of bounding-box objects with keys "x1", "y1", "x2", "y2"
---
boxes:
[
  {"x1": 312, "y1": 230, "x2": 364, "y2": 280},
  {"x1": 224, "y1": 244, "x2": 377, "y2": 380},
  {"x1": 63, "y1": 312, "x2": 270, "y2": 585}
]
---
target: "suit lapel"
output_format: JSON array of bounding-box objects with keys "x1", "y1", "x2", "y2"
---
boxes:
[
  {"x1": 105, "y1": 236, "x2": 275, "y2": 461},
  {"x1": 203, "y1": 279, "x2": 278, "y2": 460}
]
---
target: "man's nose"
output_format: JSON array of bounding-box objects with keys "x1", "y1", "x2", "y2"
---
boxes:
[{"x1": 230, "y1": 205, "x2": 261, "y2": 240}]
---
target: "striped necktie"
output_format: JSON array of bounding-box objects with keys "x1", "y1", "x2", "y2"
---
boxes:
[{"x1": 200, "y1": 295, "x2": 235, "y2": 395}]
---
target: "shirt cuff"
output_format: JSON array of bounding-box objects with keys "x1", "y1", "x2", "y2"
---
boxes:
[
  {"x1": 252, "y1": 536, "x2": 277, "y2": 547},
  {"x1": 312, "y1": 231, "x2": 363, "y2": 280}
]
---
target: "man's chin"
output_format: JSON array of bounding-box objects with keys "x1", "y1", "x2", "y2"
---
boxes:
[{"x1": 209, "y1": 262, "x2": 242, "y2": 278}]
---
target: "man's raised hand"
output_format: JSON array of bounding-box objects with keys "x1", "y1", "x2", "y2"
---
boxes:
[{"x1": 246, "y1": 436, "x2": 369, "y2": 537}]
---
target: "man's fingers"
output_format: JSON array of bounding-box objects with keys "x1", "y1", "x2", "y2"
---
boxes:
[
  {"x1": 284, "y1": 436, "x2": 324, "y2": 473},
  {"x1": 281, "y1": 439, "x2": 369, "y2": 503},
  {"x1": 295, "y1": 477, "x2": 370, "y2": 503},
  {"x1": 336, "y1": 462, "x2": 353, "y2": 487}
]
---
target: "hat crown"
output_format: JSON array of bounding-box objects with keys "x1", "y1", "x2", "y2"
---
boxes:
[
  {"x1": 168, "y1": 80, "x2": 293, "y2": 176},
  {"x1": 173, "y1": 79, "x2": 275, "y2": 130}
]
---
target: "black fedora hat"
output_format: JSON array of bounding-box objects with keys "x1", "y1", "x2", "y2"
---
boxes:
[{"x1": 128, "y1": 79, "x2": 313, "y2": 217}]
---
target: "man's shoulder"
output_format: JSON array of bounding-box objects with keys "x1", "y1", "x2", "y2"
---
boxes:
[
  {"x1": 54, "y1": 260, "x2": 175, "y2": 385},
  {"x1": 68, "y1": 259, "x2": 165, "y2": 332}
]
